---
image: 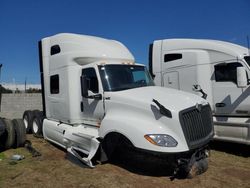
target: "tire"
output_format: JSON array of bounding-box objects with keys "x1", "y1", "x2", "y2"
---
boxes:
[
  {"x1": 12, "y1": 119, "x2": 26, "y2": 148},
  {"x1": 32, "y1": 111, "x2": 44, "y2": 138},
  {"x1": 0, "y1": 118, "x2": 6, "y2": 150},
  {"x1": 0, "y1": 118, "x2": 5, "y2": 136},
  {"x1": 23, "y1": 110, "x2": 34, "y2": 134},
  {"x1": 2, "y1": 119, "x2": 15, "y2": 149}
]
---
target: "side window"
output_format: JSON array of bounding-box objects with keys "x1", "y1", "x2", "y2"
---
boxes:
[
  {"x1": 50, "y1": 45, "x2": 61, "y2": 55},
  {"x1": 50, "y1": 74, "x2": 59, "y2": 94},
  {"x1": 132, "y1": 69, "x2": 149, "y2": 83},
  {"x1": 164, "y1": 53, "x2": 182, "y2": 62},
  {"x1": 214, "y1": 62, "x2": 243, "y2": 83},
  {"x1": 82, "y1": 68, "x2": 99, "y2": 93}
]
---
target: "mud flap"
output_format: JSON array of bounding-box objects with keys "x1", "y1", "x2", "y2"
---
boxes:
[{"x1": 67, "y1": 137, "x2": 100, "y2": 168}]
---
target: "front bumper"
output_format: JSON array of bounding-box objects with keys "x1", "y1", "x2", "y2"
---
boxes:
[{"x1": 132, "y1": 144, "x2": 210, "y2": 179}]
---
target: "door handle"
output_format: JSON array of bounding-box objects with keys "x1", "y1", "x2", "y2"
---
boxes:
[
  {"x1": 168, "y1": 77, "x2": 172, "y2": 84},
  {"x1": 215, "y1": 103, "x2": 226, "y2": 107}
]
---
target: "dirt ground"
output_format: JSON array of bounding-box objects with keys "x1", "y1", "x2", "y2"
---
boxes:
[{"x1": 0, "y1": 135, "x2": 249, "y2": 188}]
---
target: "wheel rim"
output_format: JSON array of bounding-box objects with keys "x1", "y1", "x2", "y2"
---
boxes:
[
  {"x1": 23, "y1": 116, "x2": 28, "y2": 129},
  {"x1": 33, "y1": 121, "x2": 38, "y2": 133}
]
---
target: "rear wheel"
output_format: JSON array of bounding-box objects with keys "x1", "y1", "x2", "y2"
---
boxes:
[
  {"x1": 12, "y1": 119, "x2": 26, "y2": 148},
  {"x1": 32, "y1": 111, "x2": 44, "y2": 138},
  {"x1": 23, "y1": 110, "x2": 34, "y2": 133}
]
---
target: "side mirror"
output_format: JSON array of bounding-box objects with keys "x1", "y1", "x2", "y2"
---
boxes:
[
  {"x1": 81, "y1": 75, "x2": 88, "y2": 97},
  {"x1": 192, "y1": 84, "x2": 207, "y2": 99},
  {"x1": 193, "y1": 84, "x2": 201, "y2": 91},
  {"x1": 237, "y1": 67, "x2": 248, "y2": 88}
]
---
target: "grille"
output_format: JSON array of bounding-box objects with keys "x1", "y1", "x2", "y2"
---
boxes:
[{"x1": 179, "y1": 104, "x2": 213, "y2": 149}]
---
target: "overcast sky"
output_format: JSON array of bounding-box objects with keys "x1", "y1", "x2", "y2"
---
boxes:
[{"x1": 0, "y1": 0, "x2": 249, "y2": 84}]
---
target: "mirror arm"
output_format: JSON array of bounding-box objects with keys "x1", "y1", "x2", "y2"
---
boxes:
[{"x1": 84, "y1": 93, "x2": 102, "y2": 100}]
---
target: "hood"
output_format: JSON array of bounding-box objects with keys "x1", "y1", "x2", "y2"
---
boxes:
[
  {"x1": 102, "y1": 86, "x2": 211, "y2": 152},
  {"x1": 105, "y1": 86, "x2": 208, "y2": 113}
]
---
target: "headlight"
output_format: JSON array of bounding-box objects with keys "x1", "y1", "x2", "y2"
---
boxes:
[{"x1": 144, "y1": 134, "x2": 178, "y2": 147}]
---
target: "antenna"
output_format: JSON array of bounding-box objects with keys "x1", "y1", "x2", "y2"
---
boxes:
[{"x1": 247, "y1": 35, "x2": 250, "y2": 56}]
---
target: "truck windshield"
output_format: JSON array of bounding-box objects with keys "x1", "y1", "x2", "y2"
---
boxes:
[
  {"x1": 244, "y1": 56, "x2": 250, "y2": 67},
  {"x1": 98, "y1": 64, "x2": 155, "y2": 91}
]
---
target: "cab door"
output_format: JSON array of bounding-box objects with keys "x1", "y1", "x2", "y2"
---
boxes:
[
  {"x1": 212, "y1": 61, "x2": 250, "y2": 140},
  {"x1": 81, "y1": 67, "x2": 105, "y2": 125},
  {"x1": 212, "y1": 62, "x2": 249, "y2": 115}
]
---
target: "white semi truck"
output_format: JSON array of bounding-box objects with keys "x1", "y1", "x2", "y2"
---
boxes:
[
  {"x1": 24, "y1": 33, "x2": 214, "y2": 177},
  {"x1": 149, "y1": 39, "x2": 250, "y2": 145}
]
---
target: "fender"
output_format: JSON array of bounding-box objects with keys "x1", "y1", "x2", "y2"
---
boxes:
[{"x1": 99, "y1": 108, "x2": 189, "y2": 153}]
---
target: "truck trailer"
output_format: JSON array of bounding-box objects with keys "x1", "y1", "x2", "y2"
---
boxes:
[
  {"x1": 24, "y1": 33, "x2": 214, "y2": 177},
  {"x1": 149, "y1": 39, "x2": 250, "y2": 145}
]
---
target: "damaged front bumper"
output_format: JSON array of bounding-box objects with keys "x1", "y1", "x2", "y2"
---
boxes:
[
  {"x1": 130, "y1": 145, "x2": 210, "y2": 179},
  {"x1": 172, "y1": 146, "x2": 210, "y2": 179}
]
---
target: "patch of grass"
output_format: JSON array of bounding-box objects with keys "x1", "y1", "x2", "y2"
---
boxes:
[
  {"x1": 0, "y1": 176, "x2": 2, "y2": 186},
  {"x1": 0, "y1": 152, "x2": 5, "y2": 160}
]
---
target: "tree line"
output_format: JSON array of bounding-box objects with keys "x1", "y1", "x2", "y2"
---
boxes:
[{"x1": 0, "y1": 85, "x2": 41, "y2": 93}]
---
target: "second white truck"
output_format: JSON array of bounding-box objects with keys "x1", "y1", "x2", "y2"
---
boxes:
[
  {"x1": 24, "y1": 33, "x2": 214, "y2": 178},
  {"x1": 150, "y1": 39, "x2": 250, "y2": 145}
]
